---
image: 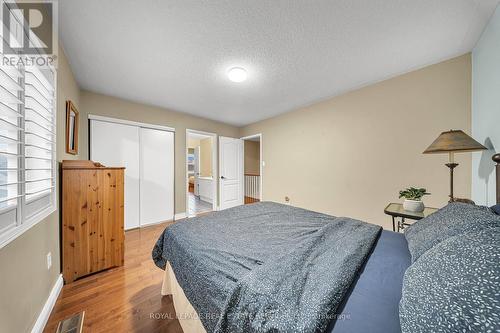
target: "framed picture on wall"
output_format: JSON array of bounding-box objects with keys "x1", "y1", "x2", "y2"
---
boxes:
[{"x1": 66, "y1": 100, "x2": 79, "y2": 155}]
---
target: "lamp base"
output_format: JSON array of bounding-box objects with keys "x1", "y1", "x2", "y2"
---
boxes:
[{"x1": 445, "y1": 163, "x2": 458, "y2": 202}]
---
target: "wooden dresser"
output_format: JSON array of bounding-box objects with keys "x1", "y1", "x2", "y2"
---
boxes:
[{"x1": 62, "y1": 160, "x2": 125, "y2": 283}]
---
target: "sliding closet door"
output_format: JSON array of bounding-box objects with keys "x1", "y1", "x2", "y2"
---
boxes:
[
  {"x1": 90, "y1": 120, "x2": 140, "y2": 230},
  {"x1": 139, "y1": 128, "x2": 174, "y2": 225}
]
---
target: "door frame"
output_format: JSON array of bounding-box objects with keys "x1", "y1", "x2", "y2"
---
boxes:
[
  {"x1": 185, "y1": 129, "x2": 218, "y2": 216},
  {"x1": 240, "y1": 133, "x2": 263, "y2": 202},
  {"x1": 88, "y1": 114, "x2": 175, "y2": 132}
]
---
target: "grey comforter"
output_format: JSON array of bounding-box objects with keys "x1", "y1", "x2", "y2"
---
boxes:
[{"x1": 152, "y1": 202, "x2": 381, "y2": 333}]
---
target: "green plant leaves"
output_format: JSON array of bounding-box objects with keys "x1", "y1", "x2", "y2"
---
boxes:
[{"x1": 399, "y1": 187, "x2": 430, "y2": 200}]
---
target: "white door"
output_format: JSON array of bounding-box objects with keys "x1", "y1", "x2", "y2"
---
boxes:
[
  {"x1": 90, "y1": 120, "x2": 140, "y2": 230},
  {"x1": 140, "y1": 128, "x2": 174, "y2": 226},
  {"x1": 219, "y1": 136, "x2": 243, "y2": 210},
  {"x1": 194, "y1": 146, "x2": 200, "y2": 196}
]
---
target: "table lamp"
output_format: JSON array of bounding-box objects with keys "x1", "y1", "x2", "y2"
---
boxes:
[{"x1": 423, "y1": 130, "x2": 486, "y2": 202}]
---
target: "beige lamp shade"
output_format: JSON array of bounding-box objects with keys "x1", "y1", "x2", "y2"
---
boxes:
[{"x1": 423, "y1": 130, "x2": 487, "y2": 154}]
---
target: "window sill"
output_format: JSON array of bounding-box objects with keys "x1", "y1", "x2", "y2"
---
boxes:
[{"x1": 0, "y1": 204, "x2": 56, "y2": 250}]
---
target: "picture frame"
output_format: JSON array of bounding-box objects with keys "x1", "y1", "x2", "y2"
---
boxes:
[{"x1": 66, "y1": 100, "x2": 79, "y2": 155}]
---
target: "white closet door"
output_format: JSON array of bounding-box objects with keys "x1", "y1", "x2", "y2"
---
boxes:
[
  {"x1": 90, "y1": 120, "x2": 140, "y2": 230},
  {"x1": 140, "y1": 128, "x2": 174, "y2": 226}
]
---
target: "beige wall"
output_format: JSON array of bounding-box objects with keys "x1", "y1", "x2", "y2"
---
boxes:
[
  {"x1": 187, "y1": 138, "x2": 200, "y2": 149},
  {"x1": 80, "y1": 91, "x2": 239, "y2": 214},
  {"x1": 0, "y1": 46, "x2": 81, "y2": 333},
  {"x1": 244, "y1": 140, "x2": 260, "y2": 175},
  {"x1": 200, "y1": 137, "x2": 213, "y2": 177},
  {"x1": 241, "y1": 54, "x2": 472, "y2": 229}
]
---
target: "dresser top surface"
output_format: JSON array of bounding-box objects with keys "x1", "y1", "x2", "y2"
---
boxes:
[{"x1": 62, "y1": 160, "x2": 125, "y2": 170}]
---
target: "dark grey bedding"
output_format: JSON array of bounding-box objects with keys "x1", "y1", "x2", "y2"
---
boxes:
[
  {"x1": 400, "y1": 227, "x2": 500, "y2": 333},
  {"x1": 152, "y1": 202, "x2": 381, "y2": 333}
]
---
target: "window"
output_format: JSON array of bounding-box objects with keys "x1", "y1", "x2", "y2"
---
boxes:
[{"x1": 0, "y1": 4, "x2": 56, "y2": 248}]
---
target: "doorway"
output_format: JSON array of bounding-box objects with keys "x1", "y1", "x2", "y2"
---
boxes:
[
  {"x1": 186, "y1": 129, "x2": 217, "y2": 217},
  {"x1": 241, "y1": 134, "x2": 262, "y2": 204}
]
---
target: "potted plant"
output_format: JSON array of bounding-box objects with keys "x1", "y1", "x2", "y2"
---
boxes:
[{"x1": 399, "y1": 187, "x2": 430, "y2": 212}]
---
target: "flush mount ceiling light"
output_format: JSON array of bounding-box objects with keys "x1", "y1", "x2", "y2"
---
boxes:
[{"x1": 227, "y1": 67, "x2": 248, "y2": 83}]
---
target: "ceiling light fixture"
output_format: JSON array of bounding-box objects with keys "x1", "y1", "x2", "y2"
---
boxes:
[{"x1": 227, "y1": 67, "x2": 247, "y2": 83}]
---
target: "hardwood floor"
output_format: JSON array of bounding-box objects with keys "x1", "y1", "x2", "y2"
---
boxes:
[
  {"x1": 244, "y1": 196, "x2": 260, "y2": 204},
  {"x1": 43, "y1": 222, "x2": 183, "y2": 333}
]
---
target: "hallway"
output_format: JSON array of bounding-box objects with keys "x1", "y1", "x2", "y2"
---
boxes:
[{"x1": 188, "y1": 192, "x2": 212, "y2": 216}]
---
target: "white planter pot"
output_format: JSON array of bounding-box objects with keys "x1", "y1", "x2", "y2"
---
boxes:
[{"x1": 403, "y1": 199, "x2": 424, "y2": 212}]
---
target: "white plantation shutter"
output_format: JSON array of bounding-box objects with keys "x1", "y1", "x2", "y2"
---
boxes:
[
  {"x1": 24, "y1": 66, "x2": 55, "y2": 218},
  {"x1": 0, "y1": 2, "x2": 56, "y2": 247},
  {"x1": 0, "y1": 63, "x2": 23, "y2": 234}
]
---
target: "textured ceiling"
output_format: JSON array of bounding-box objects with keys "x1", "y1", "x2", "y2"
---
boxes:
[{"x1": 59, "y1": 0, "x2": 499, "y2": 126}]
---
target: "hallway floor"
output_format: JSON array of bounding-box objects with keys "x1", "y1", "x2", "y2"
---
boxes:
[
  {"x1": 188, "y1": 192, "x2": 212, "y2": 216},
  {"x1": 245, "y1": 196, "x2": 260, "y2": 204}
]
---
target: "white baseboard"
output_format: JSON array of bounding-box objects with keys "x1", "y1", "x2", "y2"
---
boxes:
[
  {"x1": 140, "y1": 219, "x2": 171, "y2": 228},
  {"x1": 31, "y1": 274, "x2": 63, "y2": 333},
  {"x1": 174, "y1": 212, "x2": 187, "y2": 220},
  {"x1": 199, "y1": 196, "x2": 213, "y2": 204}
]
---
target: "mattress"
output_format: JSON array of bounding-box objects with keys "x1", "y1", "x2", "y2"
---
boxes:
[{"x1": 162, "y1": 229, "x2": 410, "y2": 333}]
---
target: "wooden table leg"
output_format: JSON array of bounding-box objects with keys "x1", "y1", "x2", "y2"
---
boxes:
[{"x1": 392, "y1": 216, "x2": 396, "y2": 232}]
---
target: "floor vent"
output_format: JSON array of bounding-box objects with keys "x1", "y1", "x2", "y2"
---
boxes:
[{"x1": 55, "y1": 311, "x2": 85, "y2": 333}]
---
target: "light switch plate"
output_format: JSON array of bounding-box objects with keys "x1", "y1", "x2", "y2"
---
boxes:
[{"x1": 47, "y1": 252, "x2": 52, "y2": 270}]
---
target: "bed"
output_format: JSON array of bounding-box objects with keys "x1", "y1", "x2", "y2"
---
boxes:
[{"x1": 153, "y1": 154, "x2": 500, "y2": 333}]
